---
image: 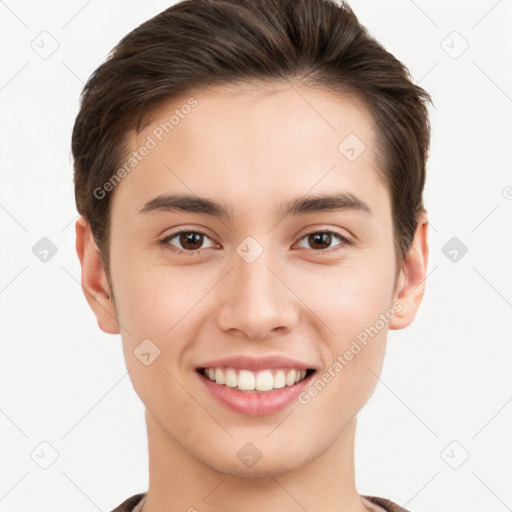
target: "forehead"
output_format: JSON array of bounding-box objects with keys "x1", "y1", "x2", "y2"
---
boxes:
[{"x1": 111, "y1": 82, "x2": 388, "y2": 219}]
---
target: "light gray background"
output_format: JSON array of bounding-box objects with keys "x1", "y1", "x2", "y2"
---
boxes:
[{"x1": 1, "y1": 1, "x2": 511, "y2": 511}]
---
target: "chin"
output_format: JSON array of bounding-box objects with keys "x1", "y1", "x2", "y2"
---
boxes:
[{"x1": 197, "y1": 447, "x2": 308, "y2": 479}]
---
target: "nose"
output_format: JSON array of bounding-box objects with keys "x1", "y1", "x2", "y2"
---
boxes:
[{"x1": 215, "y1": 251, "x2": 300, "y2": 340}]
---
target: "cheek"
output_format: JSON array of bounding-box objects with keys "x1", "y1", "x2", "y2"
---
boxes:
[
  {"x1": 113, "y1": 257, "x2": 190, "y2": 333},
  {"x1": 297, "y1": 268, "x2": 392, "y2": 422},
  {"x1": 298, "y1": 253, "x2": 395, "y2": 411},
  {"x1": 113, "y1": 259, "x2": 212, "y2": 371},
  {"x1": 294, "y1": 256, "x2": 395, "y2": 345},
  {"x1": 113, "y1": 263, "x2": 202, "y2": 416}
]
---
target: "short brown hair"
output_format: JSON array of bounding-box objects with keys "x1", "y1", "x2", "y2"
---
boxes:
[{"x1": 72, "y1": 0, "x2": 433, "y2": 286}]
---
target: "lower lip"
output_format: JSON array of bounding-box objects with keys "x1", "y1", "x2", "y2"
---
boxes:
[{"x1": 197, "y1": 370, "x2": 315, "y2": 416}]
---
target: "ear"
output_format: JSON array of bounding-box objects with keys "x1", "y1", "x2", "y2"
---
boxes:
[
  {"x1": 389, "y1": 211, "x2": 429, "y2": 330},
  {"x1": 75, "y1": 215, "x2": 120, "y2": 334}
]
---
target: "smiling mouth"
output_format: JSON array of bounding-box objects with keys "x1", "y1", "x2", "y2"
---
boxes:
[{"x1": 197, "y1": 367, "x2": 316, "y2": 393}]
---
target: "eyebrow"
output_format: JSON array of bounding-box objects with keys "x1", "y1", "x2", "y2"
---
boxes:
[{"x1": 137, "y1": 191, "x2": 372, "y2": 219}]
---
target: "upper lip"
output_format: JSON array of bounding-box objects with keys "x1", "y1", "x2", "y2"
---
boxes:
[{"x1": 198, "y1": 355, "x2": 317, "y2": 372}]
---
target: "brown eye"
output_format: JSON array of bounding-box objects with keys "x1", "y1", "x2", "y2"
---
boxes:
[
  {"x1": 179, "y1": 232, "x2": 204, "y2": 250},
  {"x1": 296, "y1": 230, "x2": 349, "y2": 251},
  {"x1": 162, "y1": 230, "x2": 216, "y2": 252},
  {"x1": 308, "y1": 232, "x2": 332, "y2": 250}
]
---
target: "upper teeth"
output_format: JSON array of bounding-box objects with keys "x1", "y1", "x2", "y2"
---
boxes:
[{"x1": 203, "y1": 368, "x2": 308, "y2": 392}]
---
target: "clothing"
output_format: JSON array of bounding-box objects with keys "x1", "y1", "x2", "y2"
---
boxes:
[{"x1": 111, "y1": 492, "x2": 410, "y2": 512}]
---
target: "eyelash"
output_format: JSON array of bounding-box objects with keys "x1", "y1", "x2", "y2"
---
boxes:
[{"x1": 159, "y1": 229, "x2": 352, "y2": 256}]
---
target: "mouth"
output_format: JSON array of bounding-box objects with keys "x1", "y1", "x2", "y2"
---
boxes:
[{"x1": 196, "y1": 367, "x2": 317, "y2": 393}]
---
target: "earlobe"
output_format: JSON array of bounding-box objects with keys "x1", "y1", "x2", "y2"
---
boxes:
[
  {"x1": 75, "y1": 216, "x2": 120, "y2": 334},
  {"x1": 389, "y1": 211, "x2": 429, "y2": 330}
]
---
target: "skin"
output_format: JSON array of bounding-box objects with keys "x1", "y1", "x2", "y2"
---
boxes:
[{"x1": 76, "y1": 82, "x2": 428, "y2": 512}]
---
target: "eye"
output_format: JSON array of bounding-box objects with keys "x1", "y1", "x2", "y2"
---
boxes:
[
  {"x1": 295, "y1": 230, "x2": 351, "y2": 252},
  {"x1": 160, "y1": 228, "x2": 351, "y2": 255},
  {"x1": 161, "y1": 230, "x2": 217, "y2": 253}
]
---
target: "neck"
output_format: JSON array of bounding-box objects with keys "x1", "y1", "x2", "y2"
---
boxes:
[{"x1": 141, "y1": 412, "x2": 371, "y2": 512}]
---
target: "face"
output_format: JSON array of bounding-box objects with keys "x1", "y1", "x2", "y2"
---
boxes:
[{"x1": 78, "y1": 82, "x2": 427, "y2": 478}]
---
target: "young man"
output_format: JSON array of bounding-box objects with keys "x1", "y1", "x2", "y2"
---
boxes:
[{"x1": 72, "y1": 0, "x2": 432, "y2": 511}]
